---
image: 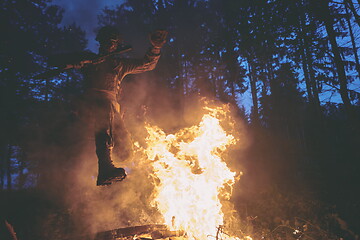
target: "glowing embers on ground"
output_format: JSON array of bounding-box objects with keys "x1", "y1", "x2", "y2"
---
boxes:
[{"x1": 144, "y1": 105, "x2": 249, "y2": 240}]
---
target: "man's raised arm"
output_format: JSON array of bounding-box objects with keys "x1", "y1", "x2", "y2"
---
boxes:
[{"x1": 119, "y1": 30, "x2": 168, "y2": 75}]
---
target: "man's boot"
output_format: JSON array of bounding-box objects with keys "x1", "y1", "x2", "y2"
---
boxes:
[
  {"x1": 97, "y1": 165, "x2": 126, "y2": 186},
  {"x1": 96, "y1": 132, "x2": 127, "y2": 186},
  {"x1": 96, "y1": 150, "x2": 127, "y2": 186}
]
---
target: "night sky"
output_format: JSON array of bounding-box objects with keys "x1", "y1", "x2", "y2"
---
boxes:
[{"x1": 52, "y1": 0, "x2": 122, "y2": 51}]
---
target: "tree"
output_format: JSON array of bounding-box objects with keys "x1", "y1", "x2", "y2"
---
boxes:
[
  {"x1": 0, "y1": 0, "x2": 87, "y2": 189},
  {"x1": 343, "y1": 0, "x2": 360, "y2": 81},
  {"x1": 312, "y1": 0, "x2": 352, "y2": 113}
]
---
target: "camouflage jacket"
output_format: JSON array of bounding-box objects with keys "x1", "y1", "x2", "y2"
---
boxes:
[
  {"x1": 83, "y1": 47, "x2": 161, "y2": 94},
  {"x1": 81, "y1": 47, "x2": 161, "y2": 112}
]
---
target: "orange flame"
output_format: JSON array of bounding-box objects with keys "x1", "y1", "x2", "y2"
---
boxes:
[{"x1": 144, "y1": 105, "x2": 251, "y2": 239}]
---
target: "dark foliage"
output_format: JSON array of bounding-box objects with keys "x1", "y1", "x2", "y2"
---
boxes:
[{"x1": 0, "y1": 0, "x2": 359, "y2": 239}]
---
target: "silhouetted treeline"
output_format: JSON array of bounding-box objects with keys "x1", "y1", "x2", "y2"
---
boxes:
[{"x1": 1, "y1": 0, "x2": 359, "y2": 239}]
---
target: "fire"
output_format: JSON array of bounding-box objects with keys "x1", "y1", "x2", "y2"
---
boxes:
[{"x1": 143, "y1": 104, "x2": 250, "y2": 239}]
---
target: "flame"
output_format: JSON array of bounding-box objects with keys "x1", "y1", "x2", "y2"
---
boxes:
[{"x1": 143, "y1": 105, "x2": 251, "y2": 239}]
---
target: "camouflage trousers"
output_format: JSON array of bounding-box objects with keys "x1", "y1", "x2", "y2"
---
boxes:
[{"x1": 86, "y1": 89, "x2": 133, "y2": 165}]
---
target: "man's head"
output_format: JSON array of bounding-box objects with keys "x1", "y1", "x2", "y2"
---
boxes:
[{"x1": 96, "y1": 26, "x2": 122, "y2": 53}]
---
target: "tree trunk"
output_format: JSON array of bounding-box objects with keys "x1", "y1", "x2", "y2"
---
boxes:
[
  {"x1": 0, "y1": 144, "x2": 4, "y2": 190},
  {"x1": 344, "y1": 0, "x2": 360, "y2": 27},
  {"x1": 299, "y1": 1, "x2": 322, "y2": 116},
  {"x1": 6, "y1": 144, "x2": 12, "y2": 190},
  {"x1": 248, "y1": 59, "x2": 259, "y2": 124},
  {"x1": 299, "y1": 35, "x2": 314, "y2": 103},
  {"x1": 304, "y1": 38, "x2": 320, "y2": 110},
  {"x1": 344, "y1": 0, "x2": 360, "y2": 79},
  {"x1": 175, "y1": 47, "x2": 185, "y2": 122},
  {"x1": 298, "y1": 7, "x2": 315, "y2": 102},
  {"x1": 321, "y1": 0, "x2": 352, "y2": 112},
  {"x1": 17, "y1": 150, "x2": 26, "y2": 188},
  {"x1": 224, "y1": 42, "x2": 240, "y2": 104}
]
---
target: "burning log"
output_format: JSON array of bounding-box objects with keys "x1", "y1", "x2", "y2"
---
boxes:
[{"x1": 95, "y1": 224, "x2": 185, "y2": 240}]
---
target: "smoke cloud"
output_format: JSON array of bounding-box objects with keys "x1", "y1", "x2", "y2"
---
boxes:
[{"x1": 30, "y1": 68, "x2": 249, "y2": 238}]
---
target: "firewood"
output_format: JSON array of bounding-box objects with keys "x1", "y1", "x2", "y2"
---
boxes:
[
  {"x1": 95, "y1": 224, "x2": 185, "y2": 240},
  {"x1": 4, "y1": 220, "x2": 18, "y2": 240}
]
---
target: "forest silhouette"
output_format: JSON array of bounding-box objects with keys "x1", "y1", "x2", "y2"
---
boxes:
[{"x1": 1, "y1": 0, "x2": 360, "y2": 239}]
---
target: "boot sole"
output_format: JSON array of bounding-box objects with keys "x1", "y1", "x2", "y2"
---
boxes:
[{"x1": 97, "y1": 174, "x2": 126, "y2": 186}]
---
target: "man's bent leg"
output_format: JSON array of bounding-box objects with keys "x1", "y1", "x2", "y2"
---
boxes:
[
  {"x1": 95, "y1": 129, "x2": 126, "y2": 185},
  {"x1": 113, "y1": 114, "x2": 134, "y2": 162},
  {"x1": 94, "y1": 99, "x2": 126, "y2": 186}
]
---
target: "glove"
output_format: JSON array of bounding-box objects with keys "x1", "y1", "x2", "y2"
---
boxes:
[{"x1": 150, "y1": 30, "x2": 168, "y2": 49}]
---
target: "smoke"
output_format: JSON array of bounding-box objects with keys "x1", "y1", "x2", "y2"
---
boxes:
[
  {"x1": 51, "y1": 73, "x2": 190, "y2": 235},
  {"x1": 29, "y1": 65, "x2": 250, "y2": 238}
]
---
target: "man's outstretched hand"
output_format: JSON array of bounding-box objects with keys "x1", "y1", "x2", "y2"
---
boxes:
[{"x1": 150, "y1": 30, "x2": 168, "y2": 48}]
